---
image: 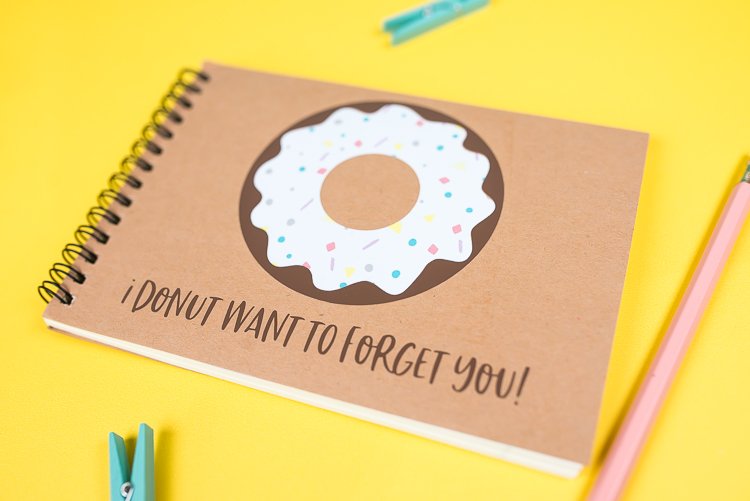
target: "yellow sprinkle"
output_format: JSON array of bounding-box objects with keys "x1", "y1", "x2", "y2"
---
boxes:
[
  {"x1": 389, "y1": 222, "x2": 402, "y2": 233},
  {"x1": 423, "y1": 214, "x2": 434, "y2": 222},
  {"x1": 394, "y1": 143, "x2": 403, "y2": 150},
  {"x1": 260, "y1": 226, "x2": 269, "y2": 232},
  {"x1": 345, "y1": 267, "x2": 355, "y2": 278},
  {"x1": 324, "y1": 140, "x2": 333, "y2": 147},
  {"x1": 453, "y1": 162, "x2": 465, "y2": 171}
]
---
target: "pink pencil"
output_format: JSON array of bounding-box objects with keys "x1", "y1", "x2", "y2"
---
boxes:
[{"x1": 588, "y1": 163, "x2": 750, "y2": 501}]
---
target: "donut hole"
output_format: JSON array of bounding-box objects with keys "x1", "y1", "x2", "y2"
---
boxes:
[{"x1": 321, "y1": 154, "x2": 420, "y2": 230}]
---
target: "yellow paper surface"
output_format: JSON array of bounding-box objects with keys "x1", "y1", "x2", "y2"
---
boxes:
[{"x1": 1, "y1": 1, "x2": 749, "y2": 499}]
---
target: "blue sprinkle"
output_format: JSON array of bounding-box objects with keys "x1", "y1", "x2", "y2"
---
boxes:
[
  {"x1": 452, "y1": 133, "x2": 458, "y2": 138},
  {"x1": 444, "y1": 192, "x2": 452, "y2": 198},
  {"x1": 392, "y1": 270, "x2": 401, "y2": 278},
  {"x1": 299, "y1": 166, "x2": 306, "y2": 172},
  {"x1": 286, "y1": 253, "x2": 292, "y2": 259},
  {"x1": 408, "y1": 238, "x2": 417, "y2": 246},
  {"x1": 363, "y1": 117, "x2": 369, "y2": 122},
  {"x1": 308, "y1": 126, "x2": 315, "y2": 132},
  {"x1": 278, "y1": 236, "x2": 286, "y2": 243},
  {"x1": 437, "y1": 145, "x2": 444, "y2": 151},
  {"x1": 466, "y1": 207, "x2": 473, "y2": 213},
  {"x1": 339, "y1": 282, "x2": 347, "y2": 288}
]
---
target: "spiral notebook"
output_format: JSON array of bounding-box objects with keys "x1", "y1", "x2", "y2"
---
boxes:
[{"x1": 39, "y1": 61, "x2": 648, "y2": 477}]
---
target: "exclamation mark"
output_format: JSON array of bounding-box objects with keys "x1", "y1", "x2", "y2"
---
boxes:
[
  {"x1": 514, "y1": 367, "x2": 530, "y2": 405},
  {"x1": 120, "y1": 278, "x2": 136, "y2": 304}
]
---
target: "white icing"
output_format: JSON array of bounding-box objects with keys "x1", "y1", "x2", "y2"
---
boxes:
[{"x1": 250, "y1": 104, "x2": 495, "y2": 295}]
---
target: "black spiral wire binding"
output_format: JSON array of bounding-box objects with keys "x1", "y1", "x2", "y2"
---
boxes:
[{"x1": 38, "y1": 69, "x2": 210, "y2": 305}]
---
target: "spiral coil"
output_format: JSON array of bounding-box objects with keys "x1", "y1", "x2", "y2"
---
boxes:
[{"x1": 38, "y1": 68, "x2": 210, "y2": 305}]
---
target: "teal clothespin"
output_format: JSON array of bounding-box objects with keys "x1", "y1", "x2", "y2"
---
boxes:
[
  {"x1": 383, "y1": 0, "x2": 489, "y2": 45},
  {"x1": 109, "y1": 423, "x2": 155, "y2": 501}
]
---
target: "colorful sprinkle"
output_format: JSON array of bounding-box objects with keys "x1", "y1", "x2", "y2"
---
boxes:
[
  {"x1": 326, "y1": 242, "x2": 336, "y2": 252},
  {"x1": 354, "y1": 140, "x2": 362, "y2": 147},
  {"x1": 286, "y1": 253, "x2": 292, "y2": 259},
  {"x1": 428, "y1": 244, "x2": 439, "y2": 255},
  {"x1": 392, "y1": 270, "x2": 401, "y2": 278},
  {"x1": 452, "y1": 224, "x2": 462, "y2": 234},
  {"x1": 300, "y1": 198, "x2": 314, "y2": 210},
  {"x1": 278, "y1": 236, "x2": 286, "y2": 243},
  {"x1": 299, "y1": 166, "x2": 306, "y2": 172},
  {"x1": 339, "y1": 282, "x2": 347, "y2": 288},
  {"x1": 444, "y1": 192, "x2": 452, "y2": 198},
  {"x1": 287, "y1": 218, "x2": 295, "y2": 225},
  {"x1": 424, "y1": 214, "x2": 434, "y2": 222},
  {"x1": 416, "y1": 120, "x2": 424, "y2": 127},
  {"x1": 323, "y1": 140, "x2": 332, "y2": 148},
  {"x1": 389, "y1": 222, "x2": 402, "y2": 233},
  {"x1": 458, "y1": 240, "x2": 464, "y2": 253},
  {"x1": 437, "y1": 145, "x2": 444, "y2": 151},
  {"x1": 303, "y1": 262, "x2": 311, "y2": 269},
  {"x1": 330, "y1": 257, "x2": 335, "y2": 270},
  {"x1": 362, "y1": 239, "x2": 379, "y2": 250},
  {"x1": 345, "y1": 267, "x2": 355, "y2": 278},
  {"x1": 317, "y1": 168, "x2": 327, "y2": 174},
  {"x1": 439, "y1": 177, "x2": 450, "y2": 184},
  {"x1": 466, "y1": 207, "x2": 473, "y2": 213},
  {"x1": 408, "y1": 238, "x2": 417, "y2": 246},
  {"x1": 365, "y1": 264, "x2": 374, "y2": 272},
  {"x1": 394, "y1": 143, "x2": 403, "y2": 150},
  {"x1": 374, "y1": 137, "x2": 388, "y2": 147}
]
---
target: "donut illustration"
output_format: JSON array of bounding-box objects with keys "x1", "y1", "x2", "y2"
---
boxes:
[{"x1": 239, "y1": 102, "x2": 504, "y2": 305}]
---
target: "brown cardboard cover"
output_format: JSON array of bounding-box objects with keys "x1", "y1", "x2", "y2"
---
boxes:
[{"x1": 44, "y1": 61, "x2": 648, "y2": 464}]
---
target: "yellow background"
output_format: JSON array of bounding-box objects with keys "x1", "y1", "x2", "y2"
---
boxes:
[{"x1": 2, "y1": 0, "x2": 749, "y2": 499}]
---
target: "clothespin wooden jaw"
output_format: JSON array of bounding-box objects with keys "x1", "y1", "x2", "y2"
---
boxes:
[
  {"x1": 109, "y1": 424, "x2": 154, "y2": 501},
  {"x1": 383, "y1": 0, "x2": 489, "y2": 45}
]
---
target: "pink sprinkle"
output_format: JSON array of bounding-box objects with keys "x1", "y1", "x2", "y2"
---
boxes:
[
  {"x1": 452, "y1": 224, "x2": 462, "y2": 234},
  {"x1": 326, "y1": 242, "x2": 336, "y2": 252},
  {"x1": 439, "y1": 177, "x2": 450, "y2": 184},
  {"x1": 303, "y1": 262, "x2": 311, "y2": 269},
  {"x1": 428, "y1": 244, "x2": 438, "y2": 255},
  {"x1": 354, "y1": 140, "x2": 362, "y2": 147},
  {"x1": 317, "y1": 168, "x2": 327, "y2": 174},
  {"x1": 416, "y1": 120, "x2": 424, "y2": 127}
]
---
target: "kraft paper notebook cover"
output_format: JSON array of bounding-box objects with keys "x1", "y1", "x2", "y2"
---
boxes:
[{"x1": 39, "y1": 61, "x2": 648, "y2": 477}]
